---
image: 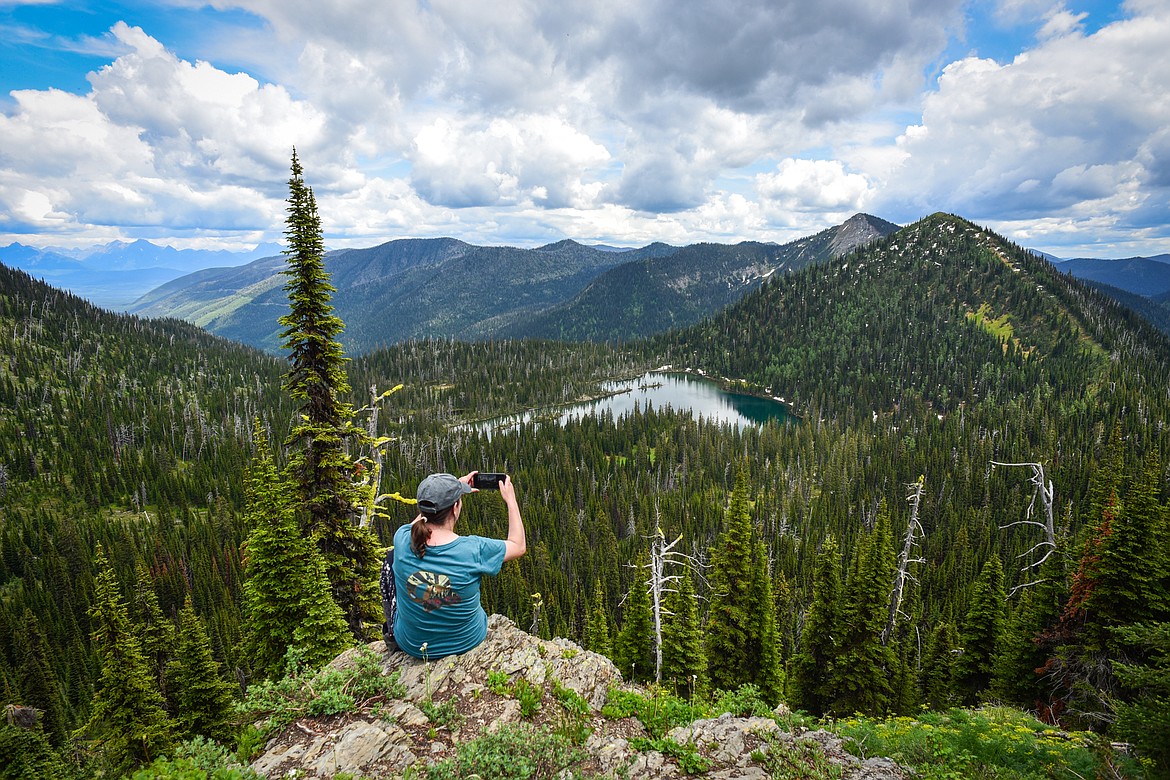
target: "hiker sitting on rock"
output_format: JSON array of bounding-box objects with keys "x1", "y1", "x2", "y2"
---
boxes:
[{"x1": 381, "y1": 471, "x2": 526, "y2": 659}]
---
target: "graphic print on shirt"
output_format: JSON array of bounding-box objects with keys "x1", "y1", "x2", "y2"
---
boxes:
[{"x1": 406, "y1": 570, "x2": 463, "y2": 612}]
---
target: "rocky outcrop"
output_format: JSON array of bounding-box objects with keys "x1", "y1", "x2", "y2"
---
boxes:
[
  {"x1": 827, "y1": 213, "x2": 901, "y2": 258},
  {"x1": 249, "y1": 615, "x2": 907, "y2": 779}
]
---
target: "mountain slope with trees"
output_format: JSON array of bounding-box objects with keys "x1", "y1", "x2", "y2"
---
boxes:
[
  {"x1": 508, "y1": 213, "x2": 899, "y2": 341},
  {"x1": 129, "y1": 238, "x2": 672, "y2": 353}
]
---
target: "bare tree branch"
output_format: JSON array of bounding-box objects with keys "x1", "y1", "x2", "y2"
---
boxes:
[
  {"x1": 991, "y1": 460, "x2": 1056, "y2": 591},
  {"x1": 884, "y1": 475, "x2": 926, "y2": 646}
]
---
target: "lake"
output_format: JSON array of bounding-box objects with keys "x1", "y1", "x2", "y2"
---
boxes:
[{"x1": 472, "y1": 371, "x2": 795, "y2": 436}]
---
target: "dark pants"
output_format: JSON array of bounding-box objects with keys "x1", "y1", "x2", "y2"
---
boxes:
[{"x1": 380, "y1": 549, "x2": 397, "y2": 649}]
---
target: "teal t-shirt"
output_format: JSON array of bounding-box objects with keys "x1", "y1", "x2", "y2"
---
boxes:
[{"x1": 392, "y1": 524, "x2": 507, "y2": 659}]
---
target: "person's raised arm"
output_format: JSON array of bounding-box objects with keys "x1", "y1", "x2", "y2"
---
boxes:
[{"x1": 498, "y1": 475, "x2": 526, "y2": 562}]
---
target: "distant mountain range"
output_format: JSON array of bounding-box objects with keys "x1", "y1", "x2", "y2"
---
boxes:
[
  {"x1": 0, "y1": 239, "x2": 282, "y2": 309},
  {"x1": 128, "y1": 213, "x2": 901, "y2": 353},
  {"x1": 5, "y1": 222, "x2": 1168, "y2": 344},
  {"x1": 1047, "y1": 254, "x2": 1170, "y2": 335},
  {"x1": 130, "y1": 237, "x2": 676, "y2": 353},
  {"x1": 1053, "y1": 254, "x2": 1170, "y2": 297}
]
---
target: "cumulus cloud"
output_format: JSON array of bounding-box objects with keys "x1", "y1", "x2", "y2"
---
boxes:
[
  {"x1": 757, "y1": 158, "x2": 873, "y2": 214},
  {"x1": 0, "y1": 23, "x2": 340, "y2": 242},
  {"x1": 410, "y1": 115, "x2": 610, "y2": 209},
  {"x1": 208, "y1": 0, "x2": 965, "y2": 217},
  {"x1": 871, "y1": 7, "x2": 1170, "y2": 250},
  {"x1": 4, "y1": 0, "x2": 1167, "y2": 257}
]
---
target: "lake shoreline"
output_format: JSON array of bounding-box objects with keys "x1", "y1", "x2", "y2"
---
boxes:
[{"x1": 458, "y1": 368, "x2": 796, "y2": 437}]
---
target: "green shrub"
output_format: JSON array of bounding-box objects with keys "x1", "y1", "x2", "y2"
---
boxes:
[
  {"x1": 750, "y1": 735, "x2": 842, "y2": 780},
  {"x1": 486, "y1": 669, "x2": 511, "y2": 695},
  {"x1": 712, "y1": 684, "x2": 772, "y2": 718},
  {"x1": 419, "y1": 724, "x2": 583, "y2": 780},
  {"x1": 132, "y1": 737, "x2": 263, "y2": 779},
  {"x1": 419, "y1": 698, "x2": 462, "y2": 730},
  {"x1": 513, "y1": 677, "x2": 543, "y2": 719},
  {"x1": 630, "y1": 736, "x2": 710, "y2": 775},
  {"x1": 234, "y1": 725, "x2": 267, "y2": 764},
  {"x1": 833, "y1": 707, "x2": 1133, "y2": 780},
  {"x1": 236, "y1": 646, "x2": 404, "y2": 732},
  {"x1": 601, "y1": 685, "x2": 707, "y2": 739},
  {"x1": 552, "y1": 681, "x2": 592, "y2": 744}
]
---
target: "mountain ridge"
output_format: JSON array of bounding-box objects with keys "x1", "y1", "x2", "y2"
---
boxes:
[
  {"x1": 1054, "y1": 254, "x2": 1170, "y2": 298},
  {"x1": 507, "y1": 213, "x2": 900, "y2": 341},
  {"x1": 671, "y1": 212, "x2": 1170, "y2": 424},
  {"x1": 130, "y1": 214, "x2": 897, "y2": 352}
]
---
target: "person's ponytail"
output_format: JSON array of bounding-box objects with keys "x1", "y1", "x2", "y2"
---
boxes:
[
  {"x1": 410, "y1": 516, "x2": 432, "y2": 558},
  {"x1": 411, "y1": 504, "x2": 456, "y2": 557}
]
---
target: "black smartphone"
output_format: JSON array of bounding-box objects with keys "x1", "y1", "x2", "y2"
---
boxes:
[{"x1": 473, "y1": 472, "x2": 506, "y2": 490}]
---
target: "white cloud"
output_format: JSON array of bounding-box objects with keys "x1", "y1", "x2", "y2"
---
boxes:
[
  {"x1": 1037, "y1": 7, "x2": 1089, "y2": 39},
  {"x1": 757, "y1": 158, "x2": 873, "y2": 214},
  {"x1": 0, "y1": 23, "x2": 339, "y2": 243},
  {"x1": 4, "y1": 0, "x2": 1168, "y2": 258},
  {"x1": 409, "y1": 115, "x2": 610, "y2": 209},
  {"x1": 869, "y1": 7, "x2": 1170, "y2": 251}
]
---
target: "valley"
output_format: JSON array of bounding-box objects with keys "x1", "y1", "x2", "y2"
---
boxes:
[{"x1": 1, "y1": 211, "x2": 1169, "y2": 777}]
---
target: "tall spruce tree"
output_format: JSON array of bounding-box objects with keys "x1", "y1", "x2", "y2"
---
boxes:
[
  {"x1": 790, "y1": 536, "x2": 842, "y2": 715},
  {"x1": 920, "y1": 621, "x2": 961, "y2": 710},
  {"x1": 131, "y1": 562, "x2": 174, "y2": 702},
  {"x1": 165, "y1": 597, "x2": 235, "y2": 742},
  {"x1": 1043, "y1": 492, "x2": 1120, "y2": 726},
  {"x1": 706, "y1": 468, "x2": 760, "y2": 693},
  {"x1": 15, "y1": 608, "x2": 66, "y2": 746},
  {"x1": 1045, "y1": 456, "x2": 1170, "y2": 726},
  {"x1": 752, "y1": 530, "x2": 785, "y2": 705},
  {"x1": 990, "y1": 544, "x2": 1067, "y2": 708},
  {"x1": 241, "y1": 423, "x2": 351, "y2": 677},
  {"x1": 584, "y1": 578, "x2": 612, "y2": 657},
  {"x1": 830, "y1": 503, "x2": 896, "y2": 716},
  {"x1": 279, "y1": 149, "x2": 380, "y2": 638},
  {"x1": 1095, "y1": 452, "x2": 1170, "y2": 657},
  {"x1": 0, "y1": 719, "x2": 66, "y2": 780},
  {"x1": 84, "y1": 544, "x2": 174, "y2": 775},
  {"x1": 956, "y1": 555, "x2": 1006, "y2": 703},
  {"x1": 661, "y1": 567, "x2": 708, "y2": 698},
  {"x1": 614, "y1": 555, "x2": 655, "y2": 682},
  {"x1": 1111, "y1": 621, "x2": 1170, "y2": 775}
]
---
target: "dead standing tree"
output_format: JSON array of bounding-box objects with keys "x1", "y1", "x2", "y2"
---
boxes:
[
  {"x1": 883, "y1": 475, "x2": 926, "y2": 646},
  {"x1": 628, "y1": 510, "x2": 706, "y2": 683},
  {"x1": 353, "y1": 382, "x2": 411, "y2": 529},
  {"x1": 990, "y1": 460, "x2": 1056, "y2": 595}
]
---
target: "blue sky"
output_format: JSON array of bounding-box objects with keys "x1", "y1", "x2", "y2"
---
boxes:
[{"x1": 2, "y1": 0, "x2": 1168, "y2": 260}]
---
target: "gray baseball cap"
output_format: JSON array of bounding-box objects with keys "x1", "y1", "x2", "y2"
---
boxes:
[{"x1": 416, "y1": 473, "x2": 473, "y2": 513}]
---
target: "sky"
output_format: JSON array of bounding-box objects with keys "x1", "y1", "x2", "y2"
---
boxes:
[{"x1": 1, "y1": 0, "x2": 1168, "y2": 259}]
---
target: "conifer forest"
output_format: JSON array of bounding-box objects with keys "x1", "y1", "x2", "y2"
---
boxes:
[{"x1": 1, "y1": 160, "x2": 1169, "y2": 778}]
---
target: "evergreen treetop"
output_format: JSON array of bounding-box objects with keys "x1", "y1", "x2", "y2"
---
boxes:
[
  {"x1": 83, "y1": 545, "x2": 174, "y2": 776},
  {"x1": 277, "y1": 150, "x2": 380, "y2": 638}
]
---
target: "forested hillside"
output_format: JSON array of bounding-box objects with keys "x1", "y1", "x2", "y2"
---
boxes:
[
  {"x1": 129, "y1": 238, "x2": 672, "y2": 353},
  {"x1": 2, "y1": 211, "x2": 1169, "y2": 777},
  {"x1": 509, "y1": 213, "x2": 899, "y2": 341},
  {"x1": 1080, "y1": 280, "x2": 1170, "y2": 336}
]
